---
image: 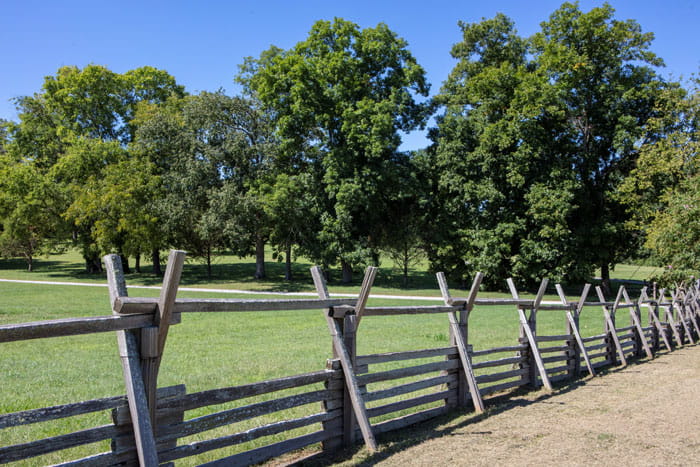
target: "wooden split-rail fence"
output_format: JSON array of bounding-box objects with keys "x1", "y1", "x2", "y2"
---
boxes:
[{"x1": 1, "y1": 250, "x2": 699, "y2": 466}]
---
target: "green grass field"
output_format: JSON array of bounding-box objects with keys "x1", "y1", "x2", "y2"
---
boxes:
[{"x1": 0, "y1": 251, "x2": 663, "y2": 465}]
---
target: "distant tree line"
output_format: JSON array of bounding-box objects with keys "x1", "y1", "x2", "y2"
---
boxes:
[{"x1": 0, "y1": 2, "x2": 698, "y2": 289}]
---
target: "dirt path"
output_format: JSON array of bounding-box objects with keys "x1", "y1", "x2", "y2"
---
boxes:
[{"x1": 347, "y1": 346, "x2": 700, "y2": 466}]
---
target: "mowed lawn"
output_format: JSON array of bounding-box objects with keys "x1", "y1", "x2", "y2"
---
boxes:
[{"x1": 0, "y1": 252, "x2": 663, "y2": 465}]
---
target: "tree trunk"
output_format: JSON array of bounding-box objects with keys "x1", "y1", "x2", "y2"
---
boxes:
[
  {"x1": 151, "y1": 248, "x2": 162, "y2": 276},
  {"x1": 26, "y1": 255, "x2": 33, "y2": 272},
  {"x1": 284, "y1": 242, "x2": 293, "y2": 281},
  {"x1": 84, "y1": 254, "x2": 102, "y2": 274},
  {"x1": 601, "y1": 262, "x2": 611, "y2": 296},
  {"x1": 135, "y1": 252, "x2": 141, "y2": 273},
  {"x1": 254, "y1": 236, "x2": 266, "y2": 279},
  {"x1": 206, "y1": 245, "x2": 212, "y2": 279},
  {"x1": 341, "y1": 260, "x2": 352, "y2": 284},
  {"x1": 402, "y1": 248, "x2": 409, "y2": 289},
  {"x1": 120, "y1": 254, "x2": 131, "y2": 274}
]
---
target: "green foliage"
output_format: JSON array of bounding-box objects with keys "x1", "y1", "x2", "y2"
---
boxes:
[
  {"x1": 430, "y1": 4, "x2": 667, "y2": 288},
  {"x1": 241, "y1": 18, "x2": 430, "y2": 280}
]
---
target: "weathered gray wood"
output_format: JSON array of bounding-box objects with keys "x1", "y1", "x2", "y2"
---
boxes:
[
  {"x1": 581, "y1": 333, "x2": 608, "y2": 343},
  {"x1": 661, "y1": 304, "x2": 684, "y2": 346},
  {"x1": 546, "y1": 364, "x2": 573, "y2": 374},
  {"x1": 538, "y1": 344, "x2": 570, "y2": 353},
  {"x1": 471, "y1": 356, "x2": 525, "y2": 370},
  {"x1": 53, "y1": 451, "x2": 122, "y2": 467},
  {"x1": 585, "y1": 342, "x2": 609, "y2": 352},
  {"x1": 199, "y1": 430, "x2": 330, "y2": 467},
  {"x1": 104, "y1": 253, "x2": 159, "y2": 467},
  {"x1": 159, "y1": 370, "x2": 332, "y2": 411},
  {"x1": 475, "y1": 368, "x2": 528, "y2": 384},
  {"x1": 357, "y1": 359, "x2": 460, "y2": 386},
  {"x1": 517, "y1": 308, "x2": 553, "y2": 391},
  {"x1": 158, "y1": 410, "x2": 340, "y2": 463},
  {"x1": 474, "y1": 298, "x2": 535, "y2": 307},
  {"x1": 672, "y1": 291, "x2": 695, "y2": 344},
  {"x1": 587, "y1": 351, "x2": 610, "y2": 360},
  {"x1": 310, "y1": 266, "x2": 377, "y2": 451},
  {"x1": 357, "y1": 346, "x2": 456, "y2": 366},
  {"x1": 536, "y1": 334, "x2": 572, "y2": 342},
  {"x1": 158, "y1": 389, "x2": 328, "y2": 440},
  {"x1": 115, "y1": 296, "x2": 358, "y2": 314},
  {"x1": 0, "y1": 313, "x2": 180, "y2": 343},
  {"x1": 367, "y1": 390, "x2": 451, "y2": 419},
  {"x1": 437, "y1": 271, "x2": 484, "y2": 411},
  {"x1": 361, "y1": 305, "x2": 460, "y2": 316},
  {"x1": 595, "y1": 286, "x2": 627, "y2": 367},
  {"x1": 0, "y1": 424, "x2": 117, "y2": 462},
  {"x1": 354, "y1": 266, "x2": 377, "y2": 327},
  {"x1": 565, "y1": 311, "x2": 595, "y2": 376},
  {"x1": 371, "y1": 406, "x2": 448, "y2": 436},
  {"x1": 480, "y1": 379, "x2": 526, "y2": 397},
  {"x1": 365, "y1": 374, "x2": 456, "y2": 403},
  {"x1": 0, "y1": 394, "x2": 125, "y2": 429},
  {"x1": 471, "y1": 344, "x2": 528, "y2": 357},
  {"x1": 447, "y1": 309, "x2": 484, "y2": 413},
  {"x1": 541, "y1": 354, "x2": 570, "y2": 364}
]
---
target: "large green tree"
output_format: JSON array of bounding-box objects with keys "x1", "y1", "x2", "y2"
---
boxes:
[
  {"x1": 7, "y1": 65, "x2": 184, "y2": 272},
  {"x1": 240, "y1": 18, "x2": 430, "y2": 282},
  {"x1": 431, "y1": 4, "x2": 666, "y2": 288}
]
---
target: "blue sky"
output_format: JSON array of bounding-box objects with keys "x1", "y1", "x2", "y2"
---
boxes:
[{"x1": 2, "y1": 0, "x2": 698, "y2": 149}]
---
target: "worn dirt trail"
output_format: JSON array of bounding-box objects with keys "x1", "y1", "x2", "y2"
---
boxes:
[{"x1": 349, "y1": 346, "x2": 700, "y2": 466}]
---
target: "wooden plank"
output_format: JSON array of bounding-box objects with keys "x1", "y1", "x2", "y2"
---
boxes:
[
  {"x1": 361, "y1": 305, "x2": 459, "y2": 316},
  {"x1": 367, "y1": 390, "x2": 451, "y2": 419},
  {"x1": 159, "y1": 410, "x2": 339, "y2": 463},
  {"x1": 365, "y1": 374, "x2": 456, "y2": 403},
  {"x1": 475, "y1": 368, "x2": 528, "y2": 384},
  {"x1": 103, "y1": 253, "x2": 159, "y2": 467},
  {"x1": 566, "y1": 311, "x2": 596, "y2": 376},
  {"x1": 538, "y1": 344, "x2": 570, "y2": 353},
  {"x1": 472, "y1": 356, "x2": 525, "y2": 370},
  {"x1": 0, "y1": 424, "x2": 117, "y2": 463},
  {"x1": 116, "y1": 297, "x2": 357, "y2": 314},
  {"x1": 199, "y1": 430, "x2": 329, "y2": 467},
  {"x1": 311, "y1": 266, "x2": 377, "y2": 452},
  {"x1": 517, "y1": 308, "x2": 553, "y2": 391},
  {"x1": 662, "y1": 305, "x2": 684, "y2": 346},
  {"x1": 541, "y1": 354, "x2": 570, "y2": 364},
  {"x1": 595, "y1": 286, "x2": 627, "y2": 367},
  {"x1": 0, "y1": 395, "x2": 125, "y2": 429},
  {"x1": 671, "y1": 291, "x2": 694, "y2": 344},
  {"x1": 354, "y1": 266, "x2": 378, "y2": 327},
  {"x1": 371, "y1": 406, "x2": 448, "y2": 436},
  {"x1": 536, "y1": 334, "x2": 572, "y2": 342},
  {"x1": 581, "y1": 333, "x2": 607, "y2": 343},
  {"x1": 447, "y1": 310, "x2": 484, "y2": 413},
  {"x1": 471, "y1": 344, "x2": 527, "y2": 357},
  {"x1": 480, "y1": 379, "x2": 526, "y2": 397},
  {"x1": 159, "y1": 390, "x2": 327, "y2": 439},
  {"x1": 159, "y1": 370, "x2": 332, "y2": 411},
  {"x1": 357, "y1": 347, "x2": 456, "y2": 366},
  {"x1": 0, "y1": 313, "x2": 180, "y2": 343},
  {"x1": 357, "y1": 359, "x2": 460, "y2": 386}
]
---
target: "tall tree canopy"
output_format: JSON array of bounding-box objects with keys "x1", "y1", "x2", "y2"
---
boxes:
[
  {"x1": 240, "y1": 18, "x2": 430, "y2": 282},
  {"x1": 430, "y1": 3, "x2": 667, "y2": 288}
]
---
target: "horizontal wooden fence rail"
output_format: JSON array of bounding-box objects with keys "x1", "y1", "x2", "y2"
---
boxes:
[{"x1": 2, "y1": 249, "x2": 700, "y2": 466}]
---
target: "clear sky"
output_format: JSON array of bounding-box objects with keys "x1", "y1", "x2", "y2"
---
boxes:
[{"x1": 2, "y1": 0, "x2": 698, "y2": 150}]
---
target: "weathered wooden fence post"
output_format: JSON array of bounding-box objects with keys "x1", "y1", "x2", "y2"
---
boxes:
[
  {"x1": 556, "y1": 284, "x2": 595, "y2": 379},
  {"x1": 104, "y1": 254, "x2": 159, "y2": 467},
  {"x1": 437, "y1": 272, "x2": 484, "y2": 413},
  {"x1": 508, "y1": 278, "x2": 552, "y2": 392},
  {"x1": 596, "y1": 286, "x2": 626, "y2": 367},
  {"x1": 311, "y1": 266, "x2": 377, "y2": 452}
]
